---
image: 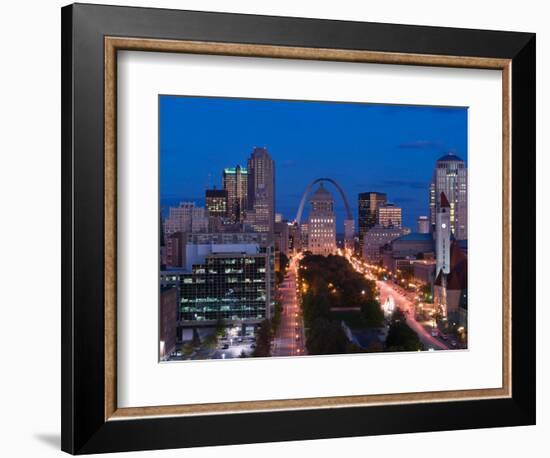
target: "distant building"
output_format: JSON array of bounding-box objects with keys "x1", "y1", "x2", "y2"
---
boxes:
[
  {"x1": 165, "y1": 231, "x2": 185, "y2": 268},
  {"x1": 417, "y1": 216, "x2": 430, "y2": 234},
  {"x1": 344, "y1": 219, "x2": 355, "y2": 251},
  {"x1": 288, "y1": 223, "x2": 301, "y2": 254},
  {"x1": 274, "y1": 221, "x2": 289, "y2": 271},
  {"x1": 247, "y1": 147, "x2": 275, "y2": 233},
  {"x1": 160, "y1": 286, "x2": 178, "y2": 360},
  {"x1": 300, "y1": 222, "x2": 309, "y2": 249},
  {"x1": 362, "y1": 225, "x2": 409, "y2": 262},
  {"x1": 307, "y1": 184, "x2": 337, "y2": 255},
  {"x1": 378, "y1": 203, "x2": 402, "y2": 228},
  {"x1": 391, "y1": 232, "x2": 434, "y2": 258},
  {"x1": 429, "y1": 152, "x2": 467, "y2": 240},
  {"x1": 164, "y1": 202, "x2": 208, "y2": 236},
  {"x1": 358, "y1": 192, "x2": 387, "y2": 241},
  {"x1": 223, "y1": 165, "x2": 248, "y2": 222},
  {"x1": 205, "y1": 188, "x2": 228, "y2": 218}
]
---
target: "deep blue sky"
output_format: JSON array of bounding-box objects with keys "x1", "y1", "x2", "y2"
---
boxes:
[{"x1": 160, "y1": 95, "x2": 467, "y2": 230}]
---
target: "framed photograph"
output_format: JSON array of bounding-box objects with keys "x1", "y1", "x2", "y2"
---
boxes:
[{"x1": 61, "y1": 3, "x2": 536, "y2": 454}]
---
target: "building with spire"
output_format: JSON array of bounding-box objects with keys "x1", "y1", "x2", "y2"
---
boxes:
[
  {"x1": 429, "y1": 152, "x2": 467, "y2": 240},
  {"x1": 435, "y1": 192, "x2": 452, "y2": 276},
  {"x1": 307, "y1": 184, "x2": 336, "y2": 255}
]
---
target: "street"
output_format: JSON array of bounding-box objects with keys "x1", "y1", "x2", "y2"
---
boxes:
[
  {"x1": 376, "y1": 280, "x2": 448, "y2": 350},
  {"x1": 272, "y1": 257, "x2": 306, "y2": 357},
  {"x1": 345, "y1": 253, "x2": 449, "y2": 351}
]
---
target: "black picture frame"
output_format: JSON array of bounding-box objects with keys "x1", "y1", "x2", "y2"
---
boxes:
[{"x1": 61, "y1": 3, "x2": 535, "y2": 454}]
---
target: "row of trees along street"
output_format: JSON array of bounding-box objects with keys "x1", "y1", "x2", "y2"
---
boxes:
[{"x1": 298, "y1": 253, "x2": 421, "y2": 354}]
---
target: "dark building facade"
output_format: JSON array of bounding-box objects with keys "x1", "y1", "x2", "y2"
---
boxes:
[
  {"x1": 160, "y1": 286, "x2": 178, "y2": 360},
  {"x1": 205, "y1": 188, "x2": 228, "y2": 218},
  {"x1": 165, "y1": 231, "x2": 185, "y2": 268},
  {"x1": 358, "y1": 192, "x2": 387, "y2": 241}
]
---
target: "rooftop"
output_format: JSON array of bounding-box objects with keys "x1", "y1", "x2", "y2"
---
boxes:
[
  {"x1": 394, "y1": 232, "x2": 433, "y2": 242},
  {"x1": 310, "y1": 183, "x2": 333, "y2": 201},
  {"x1": 437, "y1": 152, "x2": 464, "y2": 162}
]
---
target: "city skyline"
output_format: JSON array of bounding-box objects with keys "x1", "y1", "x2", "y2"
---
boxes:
[
  {"x1": 159, "y1": 95, "x2": 468, "y2": 361},
  {"x1": 160, "y1": 95, "x2": 468, "y2": 229}
]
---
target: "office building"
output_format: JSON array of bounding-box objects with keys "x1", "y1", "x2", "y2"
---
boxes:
[
  {"x1": 164, "y1": 202, "x2": 208, "y2": 236},
  {"x1": 378, "y1": 203, "x2": 402, "y2": 228},
  {"x1": 363, "y1": 225, "x2": 409, "y2": 262},
  {"x1": 223, "y1": 165, "x2": 248, "y2": 222},
  {"x1": 429, "y1": 152, "x2": 467, "y2": 240},
  {"x1": 165, "y1": 232, "x2": 185, "y2": 268},
  {"x1": 247, "y1": 147, "x2": 275, "y2": 233},
  {"x1": 307, "y1": 184, "x2": 336, "y2": 255},
  {"x1": 358, "y1": 192, "x2": 387, "y2": 240},
  {"x1": 205, "y1": 188, "x2": 228, "y2": 218},
  {"x1": 179, "y1": 237, "x2": 274, "y2": 326},
  {"x1": 417, "y1": 216, "x2": 430, "y2": 234}
]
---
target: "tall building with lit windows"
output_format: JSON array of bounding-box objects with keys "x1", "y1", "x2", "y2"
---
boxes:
[
  {"x1": 358, "y1": 192, "x2": 387, "y2": 240},
  {"x1": 247, "y1": 147, "x2": 275, "y2": 233},
  {"x1": 307, "y1": 184, "x2": 336, "y2": 255},
  {"x1": 223, "y1": 165, "x2": 248, "y2": 223},
  {"x1": 429, "y1": 153, "x2": 467, "y2": 240}
]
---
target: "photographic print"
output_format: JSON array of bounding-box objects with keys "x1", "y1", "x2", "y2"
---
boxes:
[{"x1": 159, "y1": 95, "x2": 468, "y2": 361}]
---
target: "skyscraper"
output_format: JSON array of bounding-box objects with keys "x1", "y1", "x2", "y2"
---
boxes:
[
  {"x1": 205, "y1": 188, "x2": 228, "y2": 218},
  {"x1": 247, "y1": 147, "x2": 275, "y2": 233},
  {"x1": 377, "y1": 203, "x2": 402, "y2": 228},
  {"x1": 307, "y1": 184, "x2": 336, "y2": 256},
  {"x1": 429, "y1": 152, "x2": 467, "y2": 240},
  {"x1": 223, "y1": 165, "x2": 248, "y2": 222},
  {"x1": 358, "y1": 192, "x2": 387, "y2": 240}
]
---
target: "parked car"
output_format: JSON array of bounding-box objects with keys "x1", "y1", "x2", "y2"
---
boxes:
[{"x1": 222, "y1": 343, "x2": 229, "y2": 349}]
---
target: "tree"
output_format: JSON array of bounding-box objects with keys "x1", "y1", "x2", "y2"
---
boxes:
[
  {"x1": 360, "y1": 298, "x2": 384, "y2": 328},
  {"x1": 306, "y1": 317, "x2": 349, "y2": 355},
  {"x1": 271, "y1": 301, "x2": 283, "y2": 334},
  {"x1": 182, "y1": 342, "x2": 194, "y2": 357},
  {"x1": 215, "y1": 318, "x2": 226, "y2": 337},
  {"x1": 385, "y1": 309, "x2": 422, "y2": 351},
  {"x1": 253, "y1": 319, "x2": 272, "y2": 357},
  {"x1": 203, "y1": 333, "x2": 218, "y2": 349}
]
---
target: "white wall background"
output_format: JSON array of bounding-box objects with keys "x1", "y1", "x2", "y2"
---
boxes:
[{"x1": 0, "y1": 1, "x2": 545, "y2": 456}]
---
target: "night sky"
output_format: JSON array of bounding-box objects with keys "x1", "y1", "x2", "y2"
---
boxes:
[{"x1": 160, "y1": 95, "x2": 467, "y2": 231}]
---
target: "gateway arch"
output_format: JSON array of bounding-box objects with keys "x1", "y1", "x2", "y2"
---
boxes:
[{"x1": 295, "y1": 178, "x2": 355, "y2": 247}]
